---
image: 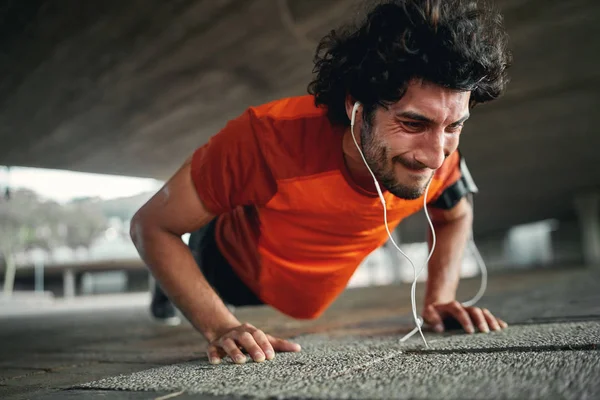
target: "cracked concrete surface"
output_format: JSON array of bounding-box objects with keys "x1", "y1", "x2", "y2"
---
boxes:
[{"x1": 78, "y1": 322, "x2": 600, "y2": 399}]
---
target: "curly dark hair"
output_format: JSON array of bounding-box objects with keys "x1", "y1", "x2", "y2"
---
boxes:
[{"x1": 307, "y1": 0, "x2": 512, "y2": 126}]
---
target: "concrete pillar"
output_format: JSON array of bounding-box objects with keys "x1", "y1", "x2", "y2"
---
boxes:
[
  {"x1": 63, "y1": 268, "x2": 76, "y2": 298},
  {"x1": 34, "y1": 260, "x2": 44, "y2": 293},
  {"x1": 2, "y1": 253, "x2": 16, "y2": 298},
  {"x1": 574, "y1": 192, "x2": 600, "y2": 267}
]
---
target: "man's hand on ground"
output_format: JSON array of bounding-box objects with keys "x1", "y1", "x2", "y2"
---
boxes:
[
  {"x1": 207, "y1": 322, "x2": 301, "y2": 365},
  {"x1": 422, "y1": 301, "x2": 508, "y2": 334}
]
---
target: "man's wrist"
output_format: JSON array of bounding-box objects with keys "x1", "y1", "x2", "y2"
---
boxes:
[
  {"x1": 425, "y1": 273, "x2": 460, "y2": 306},
  {"x1": 200, "y1": 312, "x2": 241, "y2": 343},
  {"x1": 424, "y1": 288, "x2": 456, "y2": 306}
]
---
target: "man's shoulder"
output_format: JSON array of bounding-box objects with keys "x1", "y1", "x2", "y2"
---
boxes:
[
  {"x1": 246, "y1": 95, "x2": 343, "y2": 180},
  {"x1": 247, "y1": 94, "x2": 340, "y2": 152}
]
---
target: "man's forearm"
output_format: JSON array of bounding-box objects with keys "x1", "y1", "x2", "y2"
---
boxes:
[
  {"x1": 131, "y1": 223, "x2": 240, "y2": 341},
  {"x1": 424, "y1": 209, "x2": 472, "y2": 305}
]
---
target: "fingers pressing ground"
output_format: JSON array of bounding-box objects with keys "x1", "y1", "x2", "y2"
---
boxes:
[
  {"x1": 482, "y1": 308, "x2": 501, "y2": 331},
  {"x1": 207, "y1": 345, "x2": 222, "y2": 365},
  {"x1": 423, "y1": 304, "x2": 445, "y2": 333},
  {"x1": 468, "y1": 307, "x2": 490, "y2": 333},
  {"x1": 221, "y1": 337, "x2": 247, "y2": 364},
  {"x1": 447, "y1": 301, "x2": 474, "y2": 334},
  {"x1": 253, "y1": 330, "x2": 275, "y2": 360},
  {"x1": 267, "y1": 334, "x2": 302, "y2": 352},
  {"x1": 236, "y1": 331, "x2": 265, "y2": 362}
]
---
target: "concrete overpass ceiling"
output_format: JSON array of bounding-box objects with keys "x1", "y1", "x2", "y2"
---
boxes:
[{"x1": 0, "y1": 0, "x2": 599, "y2": 239}]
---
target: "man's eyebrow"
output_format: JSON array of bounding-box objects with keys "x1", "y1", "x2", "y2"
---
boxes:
[
  {"x1": 396, "y1": 111, "x2": 434, "y2": 123},
  {"x1": 450, "y1": 114, "x2": 470, "y2": 126},
  {"x1": 396, "y1": 111, "x2": 470, "y2": 126}
]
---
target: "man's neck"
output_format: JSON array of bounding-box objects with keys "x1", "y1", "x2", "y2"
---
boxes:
[{"x1": 341, "y1": 128, "x2": 379, "y2": 193}]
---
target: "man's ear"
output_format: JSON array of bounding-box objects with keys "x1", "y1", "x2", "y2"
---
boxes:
[{"x1": 344, "y1": 94, "x2": 357, "y2": 124}]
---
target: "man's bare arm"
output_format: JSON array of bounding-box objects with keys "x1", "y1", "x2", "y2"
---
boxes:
[
  {"x1": 130, "y1": 157, "x2": 300, "y2": 364},
  {"x1": 422, "y1": 197, "x2": 507, "y2": 333},
  {"x1": 424, "y1": 197, "x2": 473, "y2": 306},
  {"x1": 130, "y1": 157, "x2": 239, "y2": 340}
]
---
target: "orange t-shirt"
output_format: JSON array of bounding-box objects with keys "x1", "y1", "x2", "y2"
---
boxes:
[{"x1": 190, "y1": 95, "x2": 461, "y2": 319}]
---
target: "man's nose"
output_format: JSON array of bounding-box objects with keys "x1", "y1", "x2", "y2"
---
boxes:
[{"x1": 414, "y1": 130, "x2": 446, "y2": 170}]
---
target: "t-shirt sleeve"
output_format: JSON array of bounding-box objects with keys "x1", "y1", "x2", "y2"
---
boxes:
[
  {"x1": 190, "y1": 108, "x2": 277, "y2": 215},
  {"x1": 427, "y1": 150, "x2": 463, "y2": 207}
]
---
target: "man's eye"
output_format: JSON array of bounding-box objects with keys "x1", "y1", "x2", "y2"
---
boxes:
[
  {"x1": 447, "y1": 124, "x2": 464, "y2": 133},
  {"x1": 401, "y1": 121, "x2": 423, "y2": 131}
]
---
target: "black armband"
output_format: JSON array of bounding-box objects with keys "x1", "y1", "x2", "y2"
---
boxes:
[{"x1": 429, "y1": 153, "x2": 478, "y2": 210}]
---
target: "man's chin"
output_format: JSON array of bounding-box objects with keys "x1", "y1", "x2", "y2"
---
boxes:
[{"x1": 386, "y1": 183, "x2": 425, "y2": 200}]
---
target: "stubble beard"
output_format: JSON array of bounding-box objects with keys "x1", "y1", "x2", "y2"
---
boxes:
[{"x1": 359, "y1": 119, "x2": 433, "y2": 200}]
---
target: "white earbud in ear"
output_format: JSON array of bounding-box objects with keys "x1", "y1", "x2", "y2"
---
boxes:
[{"x1": 351, "y1": 101, "x2": 361, "y2": 127}]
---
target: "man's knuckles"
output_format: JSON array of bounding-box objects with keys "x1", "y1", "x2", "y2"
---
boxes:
[{"x1": 239, "y1": 331, "x2": 254, "y2": 341}]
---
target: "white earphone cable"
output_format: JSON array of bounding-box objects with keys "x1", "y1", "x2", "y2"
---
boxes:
[
  {"x1": 350, "y1": 104, "x2": 433, "y2": 347},
  {"x1": 350, "y1": 103, "x2": 487, "y2": 348}
]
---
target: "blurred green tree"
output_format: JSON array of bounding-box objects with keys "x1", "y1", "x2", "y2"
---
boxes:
[
  {"x1": 0, "y1": 190, "x2": 108, "y2": 296},
  {"x1": 62, "y1": 197, "x2": 109, "y2": 252}
]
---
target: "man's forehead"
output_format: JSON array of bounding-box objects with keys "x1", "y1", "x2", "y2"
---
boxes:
[{"x1": 390, "y1": 80, "x2": 470, "y2": 120}]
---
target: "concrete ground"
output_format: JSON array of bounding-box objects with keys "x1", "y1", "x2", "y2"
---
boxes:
[{"x1": 1, "y1": 266, "x2": 599, "y2": 400}]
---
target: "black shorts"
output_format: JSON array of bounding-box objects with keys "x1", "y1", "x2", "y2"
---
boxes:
[{"x1": 188, "y1": 218, "x2": 263, "y2": 307}]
